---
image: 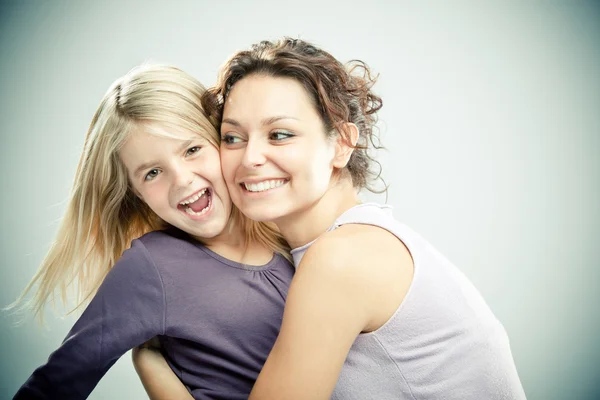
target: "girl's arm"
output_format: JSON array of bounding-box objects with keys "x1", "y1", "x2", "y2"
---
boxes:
[
  {"x1": 132, "y1": 339, "x2": 193, "y2": 400},
  {"x1": 13, "y1": 240, "x2": 166, "y2": 399},
  {"x1": 249, "y1": 225, "x2": 413, "y2": 400}
]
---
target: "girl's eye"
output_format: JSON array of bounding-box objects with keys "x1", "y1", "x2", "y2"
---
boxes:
[
  {"x1": 269, "y1": 131, "x2": 294, "y2": 141},
  {"x1": 144, "y1": 169, "x2": 160, "y2": 181},
  {"x1": 186, "y1": 146, "x2": 201, "y2": 156},
  {"x1": 221, "y1": 134, "x2": 242, "y2": 145}
]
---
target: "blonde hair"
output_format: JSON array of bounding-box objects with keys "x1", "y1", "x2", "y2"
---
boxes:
[{"x1": 9, "y1": 64, "x2": 290, "y2": 321}]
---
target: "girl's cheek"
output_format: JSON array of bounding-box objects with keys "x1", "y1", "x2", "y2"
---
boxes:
[{"x1": 144, "y1": 183, "x2": 166, "y2": 202}]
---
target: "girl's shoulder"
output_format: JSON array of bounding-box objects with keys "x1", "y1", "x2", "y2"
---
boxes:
[
  {"x1": 112, "y1": 228, "x2": 202, "y2": 278},
  {"x1": 135, "y1": 228, "x2": 205, "y2": 259},
  {"x1": 136, "y1": 227, "x2": 192, "y2": 246}
]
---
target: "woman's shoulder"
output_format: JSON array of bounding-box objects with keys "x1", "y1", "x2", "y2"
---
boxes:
[
  {"x1": 296, "y1": 223, "x2": 413, "y2": 332},
  {"x1": 312, "y1": 224, "x2": 406, "y2": 268},
  {"x1": 333, "y1": 202, "x2": 394, "y2": 223}
]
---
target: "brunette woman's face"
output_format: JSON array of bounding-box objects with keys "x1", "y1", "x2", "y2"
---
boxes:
[{"x1": 219, "y1": 75, "x2": 338, "y2": 223}]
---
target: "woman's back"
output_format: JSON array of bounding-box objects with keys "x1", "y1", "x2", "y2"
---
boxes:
[{"x1": 291, "y1": 203, "x2": 526, "y2": 400}]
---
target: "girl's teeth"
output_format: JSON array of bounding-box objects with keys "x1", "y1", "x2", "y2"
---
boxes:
[
  {"x1": 180, "y1": 188, "x2": 207, "y2": 205},
  {"x1": 244, "y1": 179, "x2": 286, "y2": 193},
  {"x1": 185, "y1": 204, "x2": 209, "y2": 216}
]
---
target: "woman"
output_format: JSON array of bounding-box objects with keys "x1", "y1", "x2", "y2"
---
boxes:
[
  {"x1": 10, "y1": 64, "x2": 294, "y2": 399},
  {"x1": 137, "y1": 38, "x2": 526, "y2": 399}
]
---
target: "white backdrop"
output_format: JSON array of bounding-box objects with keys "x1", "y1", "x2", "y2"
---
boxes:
[{"x1": 1, "y1": 1, "x2": 598, "y2": 399}]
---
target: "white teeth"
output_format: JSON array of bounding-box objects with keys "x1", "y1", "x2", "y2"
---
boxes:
[
  {"x1": 180, "y1": 188, "x2": 207, "y2": 205},
  {"x1": 184, "y1": 204, "x2": 210, "y2": 216},
  {"x1": 244, "y1": 179, "x2": 286, "y2": 192}
]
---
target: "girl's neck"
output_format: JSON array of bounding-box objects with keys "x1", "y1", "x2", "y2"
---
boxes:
[
  {"x1": 196, "y1": 221, "x2": 272, "y2": 266},
  {"x1": 276, "y1": 178, "x2": 361, "y2": 249}
]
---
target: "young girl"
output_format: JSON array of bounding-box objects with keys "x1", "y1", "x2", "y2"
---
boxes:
[
  {"x1": 10, "y1": 64, "x2": 294, "y2": 399},
  {"x1": 137, "y1": 38, "x2": 526, "y2": 399}
]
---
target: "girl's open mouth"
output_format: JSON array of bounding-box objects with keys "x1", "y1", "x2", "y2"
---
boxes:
[{"x1": 177, "y1": 188, "x2": 212, "y2": 216}]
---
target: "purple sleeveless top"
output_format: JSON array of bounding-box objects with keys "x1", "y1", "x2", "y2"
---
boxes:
[{"x1": 14, "y1": 228, "x2": 294, "y2": 400}]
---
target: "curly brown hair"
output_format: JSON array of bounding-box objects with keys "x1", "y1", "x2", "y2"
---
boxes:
[{"x1": 202, "y1": 37, "x2": 385, "y2": 193}]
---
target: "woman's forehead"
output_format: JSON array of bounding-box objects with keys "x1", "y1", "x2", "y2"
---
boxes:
[{"x1": 223, "y1": 76, "x2": 319, "y2": 123}]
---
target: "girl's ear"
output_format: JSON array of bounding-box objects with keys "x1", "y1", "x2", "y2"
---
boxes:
[{"x1": 332, "y1": 122, "x2": 359, "y2": 169}]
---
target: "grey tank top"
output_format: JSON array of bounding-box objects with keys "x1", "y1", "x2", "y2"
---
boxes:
[{"x1": 290, "y1": 203, "x2": 526, "y2": 400}]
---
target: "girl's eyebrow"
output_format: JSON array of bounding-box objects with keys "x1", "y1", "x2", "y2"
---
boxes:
[
  {"x1": 133, "y1": 140, "x2": 193, "y2": 177},
  {"x1": 222, "y1": 116, "x2": 298, "y2": 128}
]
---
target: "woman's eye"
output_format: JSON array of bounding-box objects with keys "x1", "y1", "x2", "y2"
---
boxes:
[
  {"x1": 144, "y1": 169, "x2": 160, "y2": 181},
  {"x1": 270, "y1": 131, "x2": 294, "y2": 141},
  {"x1": 186, "y1": 146, "x2": 201, "y2": 156},
  {"x1": 221, "y1": 134, "x2": 242, "y2": 145}
]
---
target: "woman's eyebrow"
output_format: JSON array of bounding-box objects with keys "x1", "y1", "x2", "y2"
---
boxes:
[
  {"x1": 221, "y1": 116, "x2": 298, "y2": 127},
  {"x1": 261, "y1": 116, "x2": 298, "y2": 126},
  {"x1": 221, "y1": 118, "x2": 241, "y2": 127}
]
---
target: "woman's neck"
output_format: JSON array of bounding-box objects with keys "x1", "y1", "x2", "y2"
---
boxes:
[{"x1": 275, "y1": 179, "x2": 360, "y2": 249}]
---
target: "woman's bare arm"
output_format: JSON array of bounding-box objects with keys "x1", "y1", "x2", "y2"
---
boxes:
[{"x1": 249, "y1": 225, "x2": 413, "y2": 399}]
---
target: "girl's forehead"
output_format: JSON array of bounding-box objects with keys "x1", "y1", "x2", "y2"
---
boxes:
[{"x1": 140, "y1": 123, "x2": 212, "y2": 144}]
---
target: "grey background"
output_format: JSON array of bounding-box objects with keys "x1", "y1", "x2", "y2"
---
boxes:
[{"x1": 1, "y1": 1, "x2": 599, "y2": 399}]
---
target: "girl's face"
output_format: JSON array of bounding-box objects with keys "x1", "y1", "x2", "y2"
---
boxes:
[
  {"x1": 120, "y1": 126, "x2": 232, "y2": 241},
  {"x1": 219, "y1": 75, "x2": 338, "y2": 224}
]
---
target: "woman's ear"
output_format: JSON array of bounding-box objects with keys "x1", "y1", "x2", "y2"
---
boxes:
[{"x1": 332, "y1": 122, "x2": 359, "y2": 169}]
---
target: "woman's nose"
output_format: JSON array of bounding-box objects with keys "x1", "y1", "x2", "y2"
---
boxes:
[{"x1": 241, "y1": 138, "x2": 267, "y2": 168}]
